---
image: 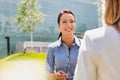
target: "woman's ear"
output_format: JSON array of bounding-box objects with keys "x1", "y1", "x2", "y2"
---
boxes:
[{"x1": 58, "y1": 24, "x2": 62, "y2": 31}]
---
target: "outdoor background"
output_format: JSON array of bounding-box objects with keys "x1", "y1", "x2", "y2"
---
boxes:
[{"x1": 0, "y1": 0, "x2": 99, "y2": 58}]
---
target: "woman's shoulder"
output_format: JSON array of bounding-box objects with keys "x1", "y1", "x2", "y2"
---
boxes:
[
  {"x1": 74, "y1": 36, "x2": 82, "y2": 46},
  {"x1": 86, "y1": 27, "x2": 105, "y2": 35},
  {"x1": 83, "y1": 26, "x2": 118, "y2": 46},
  {"x1": 48, "y1": 40, "x2": 60, "y2": 48},
  {"x1": 84, "y1": 27, "x2": 105, "y2": 40},
  {"x1": 85, "y1": 26, "x2": 117, "y2": 40}
]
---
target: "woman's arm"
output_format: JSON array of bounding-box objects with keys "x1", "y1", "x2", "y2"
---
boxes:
[
  {"x1": 48, "y1": 73, "x2": 57, "y2": 80},
  {"x1": 46, "y1": 45, "x2": 55, "y2": 79}
]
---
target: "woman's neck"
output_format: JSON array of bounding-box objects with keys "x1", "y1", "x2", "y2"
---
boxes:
[{"x1": 61, "y1": 35, "x2": 74, "y2": 48}]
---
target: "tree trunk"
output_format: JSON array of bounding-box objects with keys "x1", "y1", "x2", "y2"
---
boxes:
[{"x1": 30, "y1": 32, "x2": 34, "y2": 51}]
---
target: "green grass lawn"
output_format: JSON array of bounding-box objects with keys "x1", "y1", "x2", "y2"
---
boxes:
[
  {"x1": 2, "y1": 52, "x2": 46, "y2": 61},
  {"x1": 0, "y1": 52, "x2": 47, "y2": 80}
]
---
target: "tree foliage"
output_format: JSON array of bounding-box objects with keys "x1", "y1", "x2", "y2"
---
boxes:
[{"x1": 16, "y1": 0, "x2": 45, "y2": 33}]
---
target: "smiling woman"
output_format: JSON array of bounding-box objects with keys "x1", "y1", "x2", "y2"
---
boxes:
[
  {"x1": 46, "y1": 9, "x2": 81, "y2": 80},
  {"x1": 0, "y1": 52, "x2": 46, "y2": 80}
]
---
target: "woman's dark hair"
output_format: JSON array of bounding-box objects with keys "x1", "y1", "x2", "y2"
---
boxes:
[
  {"x1": 57, "y1": 9, "x2": 75, "y2": 39},
  {"x1": 58, "y1": 32, "x2": 62, "y2": 39}
]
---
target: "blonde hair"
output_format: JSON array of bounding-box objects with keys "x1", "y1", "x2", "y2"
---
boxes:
[{"x1": 104, "y1": 0, "x2": 120, "y2": 26}]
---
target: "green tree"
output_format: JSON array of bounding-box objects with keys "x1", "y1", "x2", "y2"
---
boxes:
[{"x1": 16, "y1": 0, "x2": 45, "y2": 48}]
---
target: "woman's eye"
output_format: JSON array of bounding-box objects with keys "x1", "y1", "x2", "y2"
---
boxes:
[
  {"x1": 62, "y1": 21, "x2": 67, "y2": 23},
  {"x1": 70, "y1": 21, "x2": 75, "y2": 23},
  {"x1": 61, "y1": 20, "x2": 75, "y2": 24}
]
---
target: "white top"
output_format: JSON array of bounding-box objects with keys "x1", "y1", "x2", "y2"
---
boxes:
[{"x1": 74, "y1": 26, "x2": 120, "y2": 80}]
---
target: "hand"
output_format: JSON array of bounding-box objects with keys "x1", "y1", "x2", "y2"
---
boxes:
[
  {"x1": 48, "y1": 73, "x2": 57, "y2": 80},
  {"x1": 56, "y1": 70, "x2": 67, "y2": 80}
]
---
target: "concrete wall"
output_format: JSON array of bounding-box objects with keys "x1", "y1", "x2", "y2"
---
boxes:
[{"x1": 16, "y1": 42, "x2": 52, "y2": 53}]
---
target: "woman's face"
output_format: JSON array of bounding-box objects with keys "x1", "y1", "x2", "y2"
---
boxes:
[{"x1": 59, "y1": 13, "x2": 76, "y2": 36}]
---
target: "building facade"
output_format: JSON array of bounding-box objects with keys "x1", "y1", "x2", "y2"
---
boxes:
[{"x1": 0, "y1": 0, "x2": 98, "y2": 58}]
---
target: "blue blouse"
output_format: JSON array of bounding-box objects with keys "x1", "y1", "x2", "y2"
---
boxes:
[{"x1": 46, "y1": 36, "x2": 81, "y2": 80}]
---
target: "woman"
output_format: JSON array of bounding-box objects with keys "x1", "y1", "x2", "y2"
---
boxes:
[
  {"x1": 46, "y1": 9, "x2": 81, "y2": 80},
  {"x1": 74, "y1": 0, "x2": 120, "y2": 80}
]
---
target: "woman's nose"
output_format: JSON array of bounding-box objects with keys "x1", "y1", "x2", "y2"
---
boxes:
[{"x1": 66, "y1": 22, "x2": 72, "y2": 27}]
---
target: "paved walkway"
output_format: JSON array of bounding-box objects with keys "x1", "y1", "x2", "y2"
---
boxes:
[{"x1": 0, "y1": 60, "x2": 46, "y2": 80}]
